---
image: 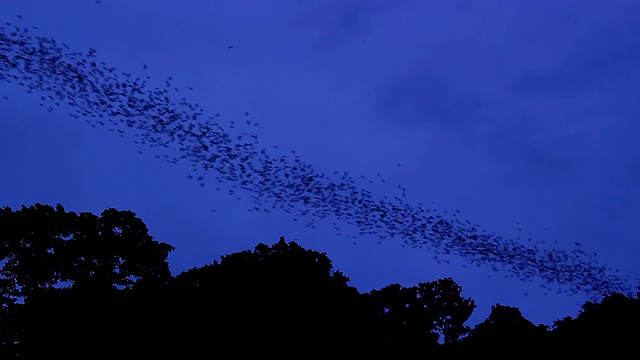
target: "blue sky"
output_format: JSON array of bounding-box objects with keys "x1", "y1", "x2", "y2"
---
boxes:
[{"x1": 1, "y1": 0, "x2": 638, "y2": 327}]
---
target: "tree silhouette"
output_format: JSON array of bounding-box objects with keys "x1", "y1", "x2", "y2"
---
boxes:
[
  {"x1": 365, "y1": 277, "x2": 475, "y2": 353},
  {"x1": 0, "y1": 203, "x2": 173, "y2": 298},
  {"x1": 552, "y1": 292, "x2": 640, "y2": 356},
  {"x1": 417, "y1": 278, "x2": 476, "y2": 344},
  {"x1": 0, "y1": 203, "x2": 174, "y2": 357},
  {"x1": 3, "y1": 203, "x2": 637, "y2": 357},
  {"x1": 169, "y1": 237, "x2": 370, "y2": 357},
  {"x1": 458, "y1": 303, "x2": 550, "y2": 357}
]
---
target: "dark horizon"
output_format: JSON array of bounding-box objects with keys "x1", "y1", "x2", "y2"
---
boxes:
[{"x1": 2, "y1": 204, "x2": 638, "y2": 357}]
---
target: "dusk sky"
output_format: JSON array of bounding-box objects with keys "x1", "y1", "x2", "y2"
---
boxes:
[{"x1": 1, "y1": 0, "x2": 638, "y2": 328}]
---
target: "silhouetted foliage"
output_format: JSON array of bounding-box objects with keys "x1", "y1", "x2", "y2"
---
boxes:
[
  {"x1": 1, "y1": 203, "x2": 638, "y2": 358},
  {"x1": 167, "y1": 237, "x2": 371, "y2": 357},
  {"x1": 365, "y1": 277, "x2": 475, "y2": 352},
  {"x1": 0, "y1": 203, "x2": 174, "y2": 357},
  {"x1": 0, "y1": 203, "x2": 173, "y2": 297},
  {"x1": 552, "y1": 292, "x2": 640, "y2": 356},
  {"x1": 456, "y1": 304, "x2": 550, "y2": 357}
]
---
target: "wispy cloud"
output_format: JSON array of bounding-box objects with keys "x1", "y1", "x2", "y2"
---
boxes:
[
  {"x1": 374, "y1": 73, "x2": 484, "y2": 131},
  {"x1": 291, "y1": 0, "x2": 410, "y2": 52},
  {"x1": 510, "y1": 16, "x2": 640, "y2": 97}
]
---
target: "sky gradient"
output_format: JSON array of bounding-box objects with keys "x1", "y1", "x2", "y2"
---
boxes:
[{"x1": 1, "y1": 0, "x2": 638, "y2": 327}]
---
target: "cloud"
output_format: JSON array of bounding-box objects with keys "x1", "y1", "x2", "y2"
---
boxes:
[
  {"x1": 373, "y1": 68, "x2": 583, "y2": 180},
  {"x1": 374, "y1": 73, "x2": 485, "y2": 131},
  {"x1": 510, "y1": 16, "x2": 640, "y2": 97},
  {"x1": 291, "y1": 0, "x2": 410, "y2": 52},
  {"x1": 486, "y1": 117, "x2": 579, "y2": 181}
]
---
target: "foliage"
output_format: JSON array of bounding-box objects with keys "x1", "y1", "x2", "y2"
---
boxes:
[
  {"x1": 0, "y1": 203, "x2": 638, "y2": 357},
  {"x1": 552, "y1": 293, "x2": 640, "y2": 356},
  {"x1": 0, "y1": 203, "x2": 174, "y2": 300},
  {"x1": 366, "y1": 277, "x2": 475, "y2": 347},
  {"x1": 169, "y1": 237, "x2": 367, "y2": 356},
  {"x1": 0, "y1": 203, "x2": 174, "y2": 356}
]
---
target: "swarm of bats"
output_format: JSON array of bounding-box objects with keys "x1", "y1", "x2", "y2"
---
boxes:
[{"x1": 1, "y1": 18, "x2": 636, "y2": 300}]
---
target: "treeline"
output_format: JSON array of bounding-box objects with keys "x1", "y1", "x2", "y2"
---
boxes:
[{"x1": 0, "y1": 204, "x2": 638, "y2": 358}]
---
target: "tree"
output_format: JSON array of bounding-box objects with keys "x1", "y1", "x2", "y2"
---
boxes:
[
  {"x1": 417, "y1": 278, "x2": 476, "y2": 344},
  {"x1": 169, "y1": 237, "x2": 369, "y2": 357},
  {"x1": 0, "y1": 203, "x2": 174, "y2": 300},
  {"x1": 552, "y1": 293, "x2": 640, "y2": 356},
  {"x1": 365, "y1": 277, "x2": 476, "y2": 352},
  {"x1": 0, "y1": 203, "x2": 174, "y2": 357},
  {"x1": 459, "y1": 304, "x2": 549, "y2": 356}
]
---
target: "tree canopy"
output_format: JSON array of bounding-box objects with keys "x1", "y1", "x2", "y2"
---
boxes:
[
  {"x1": 0, "y1": 203, "x2": 174, "y2": 300},
  {"x1": 0, "y1": 203, "x2": 638, "y2": 358},
  {"x1": 365, "y1": 277, "x2": 476, "y2": 348}
]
